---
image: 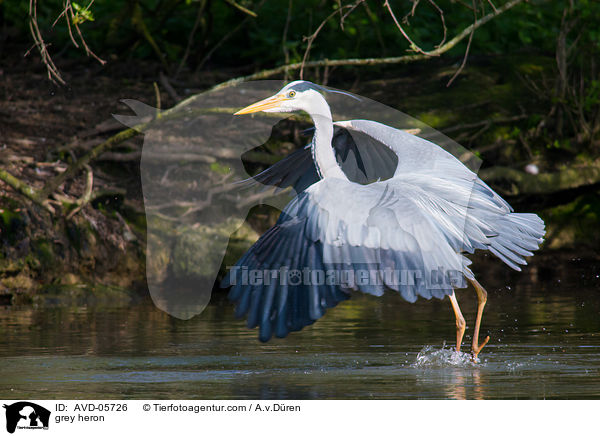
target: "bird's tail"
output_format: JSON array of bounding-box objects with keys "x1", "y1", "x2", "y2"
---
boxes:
[{"x1": 487, "y1": 212, "x2": 545, "y2": 271}]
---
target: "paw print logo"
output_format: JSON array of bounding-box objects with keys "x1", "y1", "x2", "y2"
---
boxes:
[{"x1": 287, "y1": 269, "x2": 302, "y2": 285}]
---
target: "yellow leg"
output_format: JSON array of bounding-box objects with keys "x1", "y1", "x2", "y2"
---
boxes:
[
  {"x1": 469, "y1": 278, "x2": 490, "y2": 359},
  {"x1": 448, "y1": 291, "x2": 466, "y2": 352}
]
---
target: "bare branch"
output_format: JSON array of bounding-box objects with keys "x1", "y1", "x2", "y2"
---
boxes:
[
  {"x1": 300, "y1": 4, "x2": 353, "y2": 79},
  {"x1": 68, "y1": 0, "x2": 106, "y2": 64},
  {"x1": 224, "y1": 0, "x2": 258, "y2": 17},
  {"x1": 159, "y1": 71, "x2": 181, "y2": 102},
  {"x1": 197, "y1": 0, "x2": 266, "y2": 71},
  {"x1": 428, "y1": 0, "x2": 447, "y2": 48},
  {"x1": 28, "y1": 0, "x2": 104, "y2": 85},
  {"x1": 153, "y1": 82, "x2": 161, "y2": 113},
  {"x1": 66, "y1": 165, "x2": 94, "y2": 219},
  {"x1": 281, "y1": 0, "x2": 293, "y2": 81},
  {"x1": 383, "y1": 0, "x2": 431, "y2": 55},
  {"x1": 37, "y1": 125, "x2": 143, "y2": 202},
  {"x1": 0, "y1": 168, "x2": 54, "y2": 213},
  {"x1": 175, "y1": 0, "x2": 208, "y2": 78},
  {"x1": 340, "y1": 0, "x2": 365, "y2": 29},
  {"x1": 27, "y1": 0, "x2": 65, "y2": 84},
  {"x1": 486, "y1": 0, "x2": 498, "y2": 13},
  {"x1": 446, "y1": 0, "x2": 477, "y2": 86}
]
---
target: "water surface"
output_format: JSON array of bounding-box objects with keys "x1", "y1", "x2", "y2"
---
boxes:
[{"x1": 1, "y1": 255, "x2": 599, "y2": 399}]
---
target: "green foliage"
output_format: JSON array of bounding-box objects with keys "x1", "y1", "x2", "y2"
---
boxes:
[
  {"x1": 1, "y1": 0, "x2": 598, "y2": 166},
  {"x1": 1, "y1": 0, "x2": 596, "y2": 73},
  {"x1": 71, "y1": 2, "x2": 95, "y2": 25}
]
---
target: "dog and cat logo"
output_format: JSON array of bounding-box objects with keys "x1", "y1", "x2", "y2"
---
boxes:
[{"x1": 3, "y1": 402, "x2": 50, "y2": 433}]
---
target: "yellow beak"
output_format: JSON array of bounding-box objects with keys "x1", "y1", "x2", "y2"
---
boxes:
[{"x1": 234, "y1": 94, "x2": 287, "y2": 115}]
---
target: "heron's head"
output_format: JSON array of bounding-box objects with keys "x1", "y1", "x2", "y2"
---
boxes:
[{"x1": 234, "y1": 81, "x2": 326, "y2": 115}]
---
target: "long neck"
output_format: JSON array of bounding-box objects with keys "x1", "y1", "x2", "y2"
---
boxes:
[{"x1": 309, "y1": 97, "x2": 347, "y2": 180}]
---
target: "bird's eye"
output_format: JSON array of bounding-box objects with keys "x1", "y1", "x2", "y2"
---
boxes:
[{"x1": 287, "y1": 91, "x2": 296, "y2": 98}]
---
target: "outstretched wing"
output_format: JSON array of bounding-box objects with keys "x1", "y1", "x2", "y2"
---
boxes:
[
  {"x1": 239, "y1": 123, "x2": 398, "y2": 193},
  {"x1": 239, "y1": 146, "x2": 319, "y2": 194},
  {"x1": 222, "y1": 194, "x2": 352, "y2": 342},
  {"x1": 342, "y1": 119, "x2": 545, "y2": 271},
  {"x1": 223, "y1": 175, "x2": 477, "y2": 342},
  {"x1": 242, "y1": 118, "x2": 544, "y2": 271}
]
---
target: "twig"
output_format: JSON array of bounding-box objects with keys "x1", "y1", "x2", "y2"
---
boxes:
[
  {"x1": 196, "y1": 0, "x2": 266, "y2": 71},
  {"x1": 66, "y1": 164, "x2": 93, "y2": 219},
  {"x1": 234, "y1": 189, "x2": 281, "y2": 209},
  {"x1": 404, "y1": 0, "x2": 421, "y2": 20},
  {"x1": 175, "y1": 0, "x2": 207, "y2": 78},
  {"x1": 30, "y1": 0, "x2": 105, "y2": 85},
  {"x1": 257, "y1": 0, "x2": 525, "y2": 89},
  {"x1": 53, "y1": 1, "x2": 78, "y2": 49},
  {"x1": 27, "y1": 0, "x2": 65, "y2": 84},
  {"x1": 132, "y1": 2, "x2": 169, "y2": 70},
  {"x1": 146, "y1": 174, "x2": 234, "y2": 219},
  {"x1": 281, "y1": 0, "x2": 293, "y2": 81},
  {"x1": 224, "y1": 0, "x2": 257, "y2": 17},
  {"x1": 68, "y1": 0, "x2": 106, "y2": 64},
  {"x1": 455, "y1": 0, "x2": 475, "y2": 10},
  {"x1": 428, "y1": 0, "x2": 447, "y2": 48},
  {"x1": 340, "y1": 0, "x2": 365, "y2": 29},
  {"x1": 486, "y1": 0, "x2": 498, "y2": 13},
  {"x1": 446, "y1": 0, "x2": 477, "y2": 86},
  {"x1": 97, "y1": 151, "x2": 216, "y2": 164},
  {"x1": 153, "y1": 82, "x2": 161, "y2": 113},
  {"x1": 383, "y1": 0, "x2": 430, "y2": 55},
  {"x1": 300, "y1": 2, "x2": 358, "y2": 79},
  {"x1": 159, "y1": 71, "x2": 181, "y2": 102}
]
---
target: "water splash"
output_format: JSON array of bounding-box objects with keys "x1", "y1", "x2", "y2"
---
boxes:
[{"x1": 413, "y1": 345, "x2": 479, "y2": 368}]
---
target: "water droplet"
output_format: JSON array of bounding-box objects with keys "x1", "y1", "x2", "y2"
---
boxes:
[{"x1": 412, "y1": 345, "x2": 478, "y2": 368}]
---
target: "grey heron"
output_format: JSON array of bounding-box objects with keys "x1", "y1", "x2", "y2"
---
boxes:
[{"x1": 222, "y1": 81, "x2": 545, "y2": 359}]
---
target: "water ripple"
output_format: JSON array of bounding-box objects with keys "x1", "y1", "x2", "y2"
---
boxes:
[{"x1": 412, "y1": 345, "x2": 478, "y2": 368}]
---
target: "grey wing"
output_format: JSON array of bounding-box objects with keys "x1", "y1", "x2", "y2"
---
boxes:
[
  {"x1": 238, "y1": 146, "x2": 319, "y2": 194},
  {"x1": 339, "y1": 119, "x2": 473, "y2": 176},
  {"x1": 330, "y1": 126, "x2": 397, "y2": 184},
  {"x1": 221, "y1": 191, "x2": 352, "y2": 342},
  {"x1": 238, "y1": 124, "x2": 398, "y2": 194},
  {"x1": 306, "y1": 177, "x2": 474, "y2": 294},
  {"x1": 242, "y1": 117, "x2": 545, "y2": 273},
  {"x1": 343, "y1": 119, "x2": 546, "y2": 270},
  {"x1": 223, "y1": 176, "x2": 475, "y2": 342}
]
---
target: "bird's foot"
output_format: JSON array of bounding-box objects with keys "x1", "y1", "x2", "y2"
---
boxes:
[{"x1": 471, "y1": 335, "x2": 490, "y2": 361}]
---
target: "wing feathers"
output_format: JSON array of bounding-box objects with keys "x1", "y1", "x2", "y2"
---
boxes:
[{"x1": 224, "y1": 118, "x2": 545, "y2": 342}]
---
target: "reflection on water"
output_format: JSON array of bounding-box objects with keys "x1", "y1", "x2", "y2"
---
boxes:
[{"x1": 0, "y1": 255, "x2": 599, "y2": 399}]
